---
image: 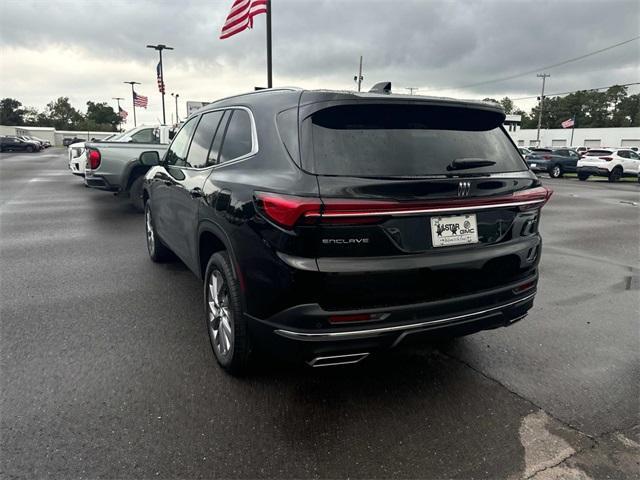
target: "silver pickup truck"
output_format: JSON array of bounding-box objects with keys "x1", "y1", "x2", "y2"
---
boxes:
[{"x1": 84, "y1": 125, "x2": 173, "y2": 211}]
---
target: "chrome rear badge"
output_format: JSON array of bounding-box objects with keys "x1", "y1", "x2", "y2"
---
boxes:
[{"x1": 457, "y1": 181, "x2": 471, "y2": 197}]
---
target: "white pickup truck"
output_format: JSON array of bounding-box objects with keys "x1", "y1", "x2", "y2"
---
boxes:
[
  {"x1": 83, "y1": 125, "x2": 176, "y2": 211},
  {"x1": 68, "y1": 125, "x2": 174, "y2": 177}
]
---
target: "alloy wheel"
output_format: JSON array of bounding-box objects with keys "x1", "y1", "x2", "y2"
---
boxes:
[
  {"x1": 208, "y1": 270, "x2": 233, "y2": 357},
  {"x1": 552, "y1": 166, "x2": 561, "y2": 178},
  {"x1": 145, "y1": 207, "x2": 155, "y2": 256}
]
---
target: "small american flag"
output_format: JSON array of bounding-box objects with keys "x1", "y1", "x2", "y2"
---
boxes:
[
  {"x1": 156, "y1": 62, "x2": 165, "y2": 94},
  {"x1": 561, "y1": 117, "x2": 575, "y2": 129},
  {"x1": 220, "y1": 0, "x2": 268, "y2": 39},
  {"x1": 118, "y1": 106, "x2": 128, "y2": 120},
  {"x1": 133, "y1": 91, "x2": 148, "y2": 108}
]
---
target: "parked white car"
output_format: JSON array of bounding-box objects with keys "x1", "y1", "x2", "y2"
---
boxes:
[
  {"x1": 577, "y1": 148, "x2": 640, "y2": 182},
  {"x1": 69, "y1": 134, "x2": 116, "y2": 176}
]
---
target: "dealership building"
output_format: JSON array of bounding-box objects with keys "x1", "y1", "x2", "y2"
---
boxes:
[{"x1": 501, "y1": 116, "x2": 640, "y2": 149}]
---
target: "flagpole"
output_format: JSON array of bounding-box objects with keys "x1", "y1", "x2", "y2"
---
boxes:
[
  {"x1": 124, "y1": 81, "x2": 140, "y2": 127},
  {"x1": 570, "y1": 115, "x2": 576, "y2": 146},
  {"x1": 266, "y1": 0, "x2": 272, "y2": 88}
]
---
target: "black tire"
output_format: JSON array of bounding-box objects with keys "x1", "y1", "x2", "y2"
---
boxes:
[
  {"x1": 578, "y1": 173, "x2": 589, "y2": 181},
  {"x1": 144, "y1": 201, "x2": 171, "y2": 262},
  {"x1": 204, "y1": 251, "x2": 252, "y2": 375},
  {"x1": 549, "y1": 164, "x2": 563, "y2": 178},
  {"x1": 26, "y1": 146, "x2": 33, "y2": 153},
  {"x1": 129, "y1": 175, "x2": 145, "y2": 213},
  {"x1": 608, "y1": 167, "x2": 622, "y2": 182}
]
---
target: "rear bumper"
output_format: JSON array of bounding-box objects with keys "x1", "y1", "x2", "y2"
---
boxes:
[
  {"x1": 577, "y1": 166, "x2": 609, "y2": 176},
  {"x1": 84, "y1": 173, "x2": 119, "y2": 191},
  {"x1": 248, "y1": 272, "x2": 537, "y2": 362}
]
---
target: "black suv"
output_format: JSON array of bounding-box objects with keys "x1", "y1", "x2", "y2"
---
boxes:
[
  {"x1": 141, "y1": 88, "x2": 552, "y2": 373},
  {"x1": 0, "y1": 136, "x2": 41, "y2": 153}
]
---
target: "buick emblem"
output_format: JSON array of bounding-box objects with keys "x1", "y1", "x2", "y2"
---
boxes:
[{"x1": 457, "y1": 181, "x2": 471, "y2": 197}]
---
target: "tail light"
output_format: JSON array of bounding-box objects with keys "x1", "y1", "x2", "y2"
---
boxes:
[
  {"x1": 599, "y1": 156, "x2": 613, "y2": 161},
  {"x1": 254, "y1": 192, "x2": 321, "y2": 228},
  {"x1": 87, "y1": 148, "x2": 101, "y2": 169},
  {"x1": 543, "y1": 155, "x2": 552, "y2": 160},
  {"x1": 254, "y1": 186, "x2": 554, "y2": 229}
]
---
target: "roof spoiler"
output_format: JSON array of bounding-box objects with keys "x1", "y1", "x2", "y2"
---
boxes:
[{"x1": 369, "y1": 82, "x2": 392, "y2": 94}]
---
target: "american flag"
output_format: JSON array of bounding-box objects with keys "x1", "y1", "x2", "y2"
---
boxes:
[
  {"x1": 561, "y1": 117, "x2": 575, "y2": 129},
  {"x1": 156, "y1": 62, "x2": 165, "y2": 94},
  {"x1": 133, "y1": 91, "x2": 148, "y2": 108},
  {"x1": 118, "y1": 106, "x2": 128, "y2": 120},
  {"x1": 220, "y1": 0, "x2": 268, "y2": 39}
]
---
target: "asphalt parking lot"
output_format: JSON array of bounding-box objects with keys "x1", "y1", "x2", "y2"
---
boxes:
[{"x1": 1, "y1": 148, "x2": 638, "y2": 479}]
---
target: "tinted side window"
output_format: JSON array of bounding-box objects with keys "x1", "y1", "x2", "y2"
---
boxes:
[
  {"x1": 617, "y1": 150, "x2": 629, "y2": 159},
  {"x1": 208, "y1": 111, "x2": 230, "y2": 165},
  {"x1": 629, "y1": 151, "x2": 639, "y2": 160},
  {"x1": 164, "y1": 118, "x2": 198, "y2": 167},
  {"x1": 187, "y1": 111, "x2": 224, "y2": 168},
  {"x1": 219, "y1": 109, "x2": 253, "y2": 164},
  {"x1": 130, "y1": 128, "x2": 160, "y2": 144}
]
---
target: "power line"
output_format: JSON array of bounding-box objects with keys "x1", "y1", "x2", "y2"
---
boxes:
[
  {"x1": 423, "y1": 36, "x2": 640, "y2": 92},
  {"x1": 511, "y1": 81, "x2": 640, "y2": 101}
]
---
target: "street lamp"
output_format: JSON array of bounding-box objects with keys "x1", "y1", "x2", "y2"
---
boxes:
[
  {"x1": 146, "y1": 44, "x2": 174, "y2": 125},
  {"x1": 171, "y1": 93, "x2": 180, "y2": 124}
]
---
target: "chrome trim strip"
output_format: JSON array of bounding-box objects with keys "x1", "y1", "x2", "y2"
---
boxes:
[
  {"x1": 274, "y1": 293, "x2": 536, "y2": 341},
  {"x1": 307, "y1": 352, "x2": 370, "y2": 367},
  {"x1": 305, "y1": 199, "x2": 544, "y2": 218}
]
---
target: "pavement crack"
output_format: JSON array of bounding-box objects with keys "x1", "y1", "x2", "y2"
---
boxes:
[{"x1": 437, "y1": 349, "x2": 593, "y2": 440}]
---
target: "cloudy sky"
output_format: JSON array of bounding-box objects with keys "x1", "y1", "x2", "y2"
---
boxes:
[{"x1": 1, "y1": 0, "x2": 639, "y2": 126}]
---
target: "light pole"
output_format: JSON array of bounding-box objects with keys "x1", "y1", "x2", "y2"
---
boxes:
[
  {"x1": 171, "y1": 93, "x2": 180, "y2": 123},
  {"x1": 536, "y1": 73, "x2": 550, "y2": 146},
  {"x1": 123, "y1": 81, "x2": 141, "y2": 127},
  {"x1": 146, "y1": 44, "x2": 174, "y2": 125}
]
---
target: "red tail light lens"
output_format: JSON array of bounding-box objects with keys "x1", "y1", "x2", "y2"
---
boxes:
[
  {"x1": 513, "y1": 186, "x2": 553, "y2": 211},
  {"x1": 254, "y1": 192, "x2": 321, "y2": 228},
  {"x1": 599, "y1": 156, "x2": 613, "y2": 161},
  {"x1": 543, "y1": 155, "x2": 552, "y2": 160},
  {"x1": 255, "y1": 186, "x2": 554, "y2": 228},
  {"x1": 87, "y1": 149, "x2": 101, "y2": 169}
]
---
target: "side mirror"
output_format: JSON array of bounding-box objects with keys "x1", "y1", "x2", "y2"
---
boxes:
[{"x1": 139, "y1": 151, "x2": 160, "y2": 166}]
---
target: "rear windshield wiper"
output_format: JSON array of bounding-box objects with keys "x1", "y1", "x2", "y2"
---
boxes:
[{"x1": 447, "y1": 158, "x2": 497, "y2": 171}]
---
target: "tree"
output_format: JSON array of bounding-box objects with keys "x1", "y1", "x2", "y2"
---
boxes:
[
  {"x1": 42, "y1": 97, "x2": 83, "y2": 130},
  {"x1": 500, "y1": 97, "x2": 514, "y2": 114},
  {"x1": 0, "y1": 98, "x2": 26, "y2": 125},
  {"x1": 81, "y1": 101, "x2": 120, "y2": 131}
]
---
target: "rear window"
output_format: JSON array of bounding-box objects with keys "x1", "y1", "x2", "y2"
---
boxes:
[
  {"x1": 301, "y1": 104, "x2": 525, "y2": 176},
  {"x1": 584, "y1": 150, "x2": 612, "y2": 156}
]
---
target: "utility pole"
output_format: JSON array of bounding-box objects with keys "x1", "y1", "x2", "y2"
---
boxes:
[
  {"x1": 536, "y1": 73, "x2": 550, "y2": 146},
  {"x1": 353, "y1": 55, "x2": 364, "y2": 92},
  {"x1": 146, "y1": 44, "x2": 174, "y2": 125},
  {"x1": 123, "y1": 81, "x2": 141, "y2": 127},
  {"x1": 171, "y1": 93, "x2": 180, "y2": 123},
  {"x1": 406, "y1": 87, "x2": 418, "y2": 95}
]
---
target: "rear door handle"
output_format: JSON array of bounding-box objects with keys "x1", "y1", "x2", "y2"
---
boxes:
[{"x1": 190, "y1": 188, "x2": 204, "y2": 198}]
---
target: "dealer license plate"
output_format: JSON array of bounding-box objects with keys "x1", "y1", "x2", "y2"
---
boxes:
[
  {"x1": 430, "y1": 214, "x2": 479, "y2": 247},
  {"x1": 530, "y1": 163, "x2": 537, "y2": 168}
]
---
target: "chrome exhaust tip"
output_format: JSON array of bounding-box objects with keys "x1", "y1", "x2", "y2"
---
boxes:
[{"x1": 307, "y1": 352, "x2": 370, "y2": 368}]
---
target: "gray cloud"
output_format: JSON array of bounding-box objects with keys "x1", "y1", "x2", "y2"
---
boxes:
[{"x1": 1, "y1": 0, "x2": 639, "y2": 120}]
